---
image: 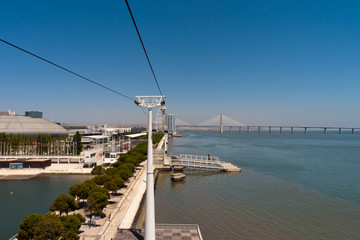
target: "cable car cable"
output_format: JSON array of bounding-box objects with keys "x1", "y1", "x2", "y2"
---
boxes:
[
  {"x1": 124, "y1": 0, "x2": 164, "y2": 97},
  {"x1": 0, "y1": 38, "x2": 136, "y2": 102}
]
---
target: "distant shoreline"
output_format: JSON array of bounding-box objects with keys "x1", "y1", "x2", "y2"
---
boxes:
[
  {"x1": 0, "y1": 172, "x2": 92, "y2": 180},
  {"x1": 0, "y1": 164, "x2": 93, "y2": 180}
]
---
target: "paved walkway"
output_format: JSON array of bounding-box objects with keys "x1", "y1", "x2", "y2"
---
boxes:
[{"x1": 78, "y1": 161, "x2": 147, "y2": 240}]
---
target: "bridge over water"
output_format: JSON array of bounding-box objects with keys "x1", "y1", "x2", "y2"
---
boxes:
[{"x1": 176, "y1": 114, "x2": 360, "y2": 134}]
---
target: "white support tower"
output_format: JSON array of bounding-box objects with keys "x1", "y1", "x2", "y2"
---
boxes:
[
  {"x1": 135, "y1": 96, "x2": 165, "y2": 240},
  {"x1": 220, "y1": 113, "x2": 224, "y2": 133}
]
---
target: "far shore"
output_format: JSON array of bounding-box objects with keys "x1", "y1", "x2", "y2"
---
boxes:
[{"x1": 0, "y1": 163, "x2": 93, "y2": 180}]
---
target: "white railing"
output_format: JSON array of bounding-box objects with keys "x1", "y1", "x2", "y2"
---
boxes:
[{"x1": 173, "y1": 154, "x2": 226, "y2": 171}]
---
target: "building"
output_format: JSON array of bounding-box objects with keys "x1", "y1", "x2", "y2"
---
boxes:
[
  {"x1": 0, "y1": 110, "x2": 15, "y2": 116},
  {"x1": 166, "y1": 114, "x2": 176, "y2": 134},
  {"x1": 25, "y1": 111, "x2": 43, "y2": 118},
  {"x1": 0, "y1": 115, "x2": 68, "y2": 137},
  {"x1": 0, "y1": 158, "x2": 51, "y2": 168},
  {"x1": 63, "y1": 125, "x2": 90, "y2": 136}
]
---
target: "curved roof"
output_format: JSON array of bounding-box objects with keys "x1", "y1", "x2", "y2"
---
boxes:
[{"x1": 0, "y1": 115, "x2": 68, "y2": 137}]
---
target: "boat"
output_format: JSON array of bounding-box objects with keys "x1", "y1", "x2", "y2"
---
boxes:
[{"x1": 171, "y1": 173, "x2": 186, "y2": 182}]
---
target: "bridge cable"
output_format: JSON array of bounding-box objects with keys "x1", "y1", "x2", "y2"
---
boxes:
[
  {"x1": 124, "y1": 0, "x2": 164, "y2": 97},
  {"x1": 0, "y1": 38, "x2": 137, "y2": 102}
]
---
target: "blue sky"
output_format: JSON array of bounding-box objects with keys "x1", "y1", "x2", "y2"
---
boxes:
[{"x1": 1, "y1": 0, "x2": 359, "y2": 126}]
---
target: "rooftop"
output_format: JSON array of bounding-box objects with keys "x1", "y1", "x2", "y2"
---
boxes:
[{"x1": 0, "y1": 115, "x2": 68, "y2": 137}]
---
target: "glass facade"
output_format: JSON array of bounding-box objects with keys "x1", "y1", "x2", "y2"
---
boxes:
[{"x1": 166, "y1": 114, "x2": 176, "y2": 133}]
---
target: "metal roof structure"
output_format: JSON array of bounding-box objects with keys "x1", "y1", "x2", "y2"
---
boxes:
[
  {"x1": 83, "y1": 135, "x2": 109, "y2": 139},
  {"x1": 0, "y1": 115, "x2": 68, "y2": 137},
  {"x1": 125, "y1": 132, "x2": 147, "y2": 138}
]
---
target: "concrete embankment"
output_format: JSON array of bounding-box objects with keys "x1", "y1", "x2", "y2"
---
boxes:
[
  {"x1": 0, "y1": 164, "x2": 92, "y2": 180},
  {"x1": 94, "y1": 161, "x2": 148, "y2": 240}
]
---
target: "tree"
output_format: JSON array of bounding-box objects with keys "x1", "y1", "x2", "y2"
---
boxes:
[
  {"x1": 72, "y1": 213, "x2": 86, "y2": 224},
  {"x1": 105, "y1": 167, "x2": 120, "y2": 176},
  {"x1": 91, "y1": 165, "x2": 105, "y2": 175},
  {"x1": 72, "y1": 131, "x2": 83, "y2": 155},
  {"x1": 124, "y1": 157, "x2": 139, "y2": 167},
  {"x1": 127, "y1": 152, "x2": 146, "y2": 162},
  {"x1": 76, "y1": 184, "x2": 90, "y2": 203},
  {"x1": 93, "y1": 175, "x2": 112, "y2": 186},
  {"x1": 18, "y1": 213, "x2": 44, "y2": 240},
  {"x1": 113, "y1": 176, "x2": 125, "y2": 189},
  {"x1": 19, "y1": 212, "x2": 85, "y2": 240},
  {"x1": 72, "y1": 180, "x2": 97, "y2": 203},
  {"x1": 69, "y1": 184, "x2": 81, "y2": 198},
  {"x1": 89, "y1": 185, "x2": 109, "y2": 196},
  {"x1": 104, "y1": 180, "x2": 118, "y2": 194},
  {"x1": 61, "y1": 231, "x2": 79, "y2": 240},
  {"x1": 87, "y1": 192, "x2": 108, "y2": 215},
  {"x1": 153, "y1": 133, "x2": 164, "y2": 144},
  {"x1": 123, "y1": 162, "x2": 136, "y2": 171},
  {"x1": 34, "y1": 213, "x2": 64, "y2": 240},
  {"x1": 60, "y1": 215, "x2": 83, "y2": 233},
  {"x1": 117, "y1": 168, "x2": 132, "y2": 181},
  {"x1": 49, "y1": 194, "x2": 79, "y2": 217}
]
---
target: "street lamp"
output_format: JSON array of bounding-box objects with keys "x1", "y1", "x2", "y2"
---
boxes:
[{"x1": 135, "y1": 96, "x2": 165, "y2": 240}]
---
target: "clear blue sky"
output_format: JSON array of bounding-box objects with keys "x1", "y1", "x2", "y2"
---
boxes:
[{"x1": 1, "y1": 0, "x2": 359, "y2": 126}]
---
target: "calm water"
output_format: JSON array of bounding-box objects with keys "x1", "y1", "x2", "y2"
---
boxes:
[
  {"x1": 0, "y1": 175, "x2": 92, "y2": 239},
  {"x1": 155, "y1": 131, "x2": 360, "y2": 240},
  {"x1": 2, "y1": 131, "x2": 360, "y2": 239}
]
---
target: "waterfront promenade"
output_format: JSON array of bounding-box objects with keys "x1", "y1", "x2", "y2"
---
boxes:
[{"x1": 77, "y1": 161, "x2": 147, "y2": 240}]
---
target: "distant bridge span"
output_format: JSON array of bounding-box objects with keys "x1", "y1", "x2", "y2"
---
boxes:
[
  {"x1": 177, "y1": 125, "x2": 360, "y2": 134},
  {"x1": 176, "y1": 114, "x2": 359, "y2": 134}
]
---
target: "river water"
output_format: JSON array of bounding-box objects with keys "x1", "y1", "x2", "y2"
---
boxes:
[
  {"x1": 155, "y1": 131, "x2": 360, "y2": 240},
  {"x1": 1, "y1": 131, "x2": 360, "y2": 239}
]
